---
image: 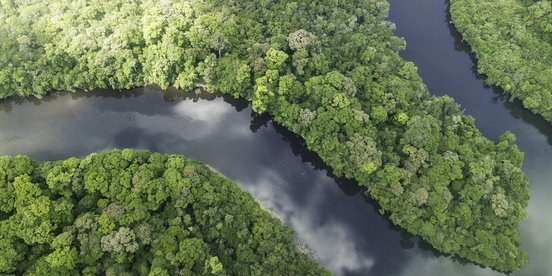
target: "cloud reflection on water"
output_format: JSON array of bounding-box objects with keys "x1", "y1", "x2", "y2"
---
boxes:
[
  {"x1": 0, "y1": 90, "x2": 383, "y2": 275},
  {"x1": 1, "y1": 89, "x2": 551, "y2": 275},
  {"x1": 240, "y1": 168, "x2": 376, "y2": 275}
]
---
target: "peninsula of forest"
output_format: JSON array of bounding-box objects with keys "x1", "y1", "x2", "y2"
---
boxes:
[{"x1": 451, "y1": 0, "x2": 552, "y2": 122}]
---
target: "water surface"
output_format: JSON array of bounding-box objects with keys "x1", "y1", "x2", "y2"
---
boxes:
[
  {"x1": 0, "y1": 88, "x2": 423, "y2": 276},
  {"x1": 388, "y1": 1, "x2": 552, "y2": 275}
]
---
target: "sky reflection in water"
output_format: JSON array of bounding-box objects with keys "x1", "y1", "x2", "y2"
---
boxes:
[
  {"x1": 387, "y1": 0, "x2": 552, "y2": 275},
  {"x1": 0, "y1": 89, "x2": 413, "y2": 275}
]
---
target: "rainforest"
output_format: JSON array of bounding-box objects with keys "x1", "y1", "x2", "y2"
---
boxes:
[
  {"x1": 0, "y1": 150, "x2": 328, "y2": 275},
  {"x1": 451, "y1": 0, "x2": 552, "y2": 122},
  {"x1": 0, "y1": 0, "x2": 543, "y2": 275}
]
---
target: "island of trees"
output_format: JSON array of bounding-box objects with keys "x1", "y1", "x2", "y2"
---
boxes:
[
  {"x1": 0, "y1": 150, "x2": 329, "y2": 275},
  {"x1": 0, "y1": 0, "x2": 530, "y2": 272},
  {"x1": 451, "y1": 0, "x2": 552, "y2": 122}
]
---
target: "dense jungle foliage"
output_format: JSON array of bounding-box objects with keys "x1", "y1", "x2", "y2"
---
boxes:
[
  {"x1": 451, "y1": 0, "x2": 552, "y2": 122},
  {"x1": 0, "y1": 0, "x2": 530, "y2": 272},
  {"x1": 0, "y1": 150, "x2": 328, "y2": 275}
]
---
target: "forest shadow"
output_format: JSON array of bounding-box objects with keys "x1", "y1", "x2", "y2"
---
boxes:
[
  {"x1": 444, "y1": 0, "x2": 552, "y2": 146},
  {"x1": 263, "y1": 113, "x2": 480, "y2": 275},
  {"x1": 0, "y1": 79, "x2": 498, "y2": 276}
]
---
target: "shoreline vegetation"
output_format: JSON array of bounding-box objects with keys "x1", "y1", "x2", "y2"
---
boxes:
[
  {"x1": 451, "y1": 0, "x2": 552, "y2": 123},
  {"x1": 0, "y1": 150, "x2": 329, "y2": 275},
  {"x1": 0, "y1": 0, "x2": 529, "y2": 272}
]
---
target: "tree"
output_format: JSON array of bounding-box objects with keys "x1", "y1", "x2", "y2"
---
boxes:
[
  {"x1": 0, "y1": 151, "x2": 328, "y2": 275},
  {"x1": 288, "y1": 29, "x2": 318, "y2": 51},
  {"x1": 0, "y1": 0, "x2": 531, "y2": 271},
  {"x1": 451, "y1": 0, "x2": 552, "y2": 122}
]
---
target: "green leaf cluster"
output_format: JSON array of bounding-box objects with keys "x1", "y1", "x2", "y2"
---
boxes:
[
  {"x1": 0, "y1": 150, "x2": 328, "y2": 275},
  {"x1": 451, "y1": 0, "x2": 552, "y2": 122}
]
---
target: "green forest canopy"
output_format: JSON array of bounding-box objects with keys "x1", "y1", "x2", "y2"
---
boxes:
[
  {"x1": 0, "y1": 150, "x2": 329, "y2": 275},
  {"x1": 0, "y1": 0, "x2": 530, "y2": 272},
  {"x1": 451, "y1": 0, "x2": 552, "y2": 122}
]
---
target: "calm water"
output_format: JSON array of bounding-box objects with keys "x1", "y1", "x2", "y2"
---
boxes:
[
  {"x1": 0, "y1": 1, "x2": 550, "y2": 275},
  {"x1": 388, "y1": 1, "x2": 552, "y2": 275},
  {"x1": 0, "y1": 88, "x2": 419, "y2": 276}
]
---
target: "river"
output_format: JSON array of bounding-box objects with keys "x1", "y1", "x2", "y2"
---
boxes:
[
  {"x1": 387, "y1": 0, "x2": 552, "y2": 275},
  {"x1": 0, "y1": 1, "x2": 549, "y2": 275}
]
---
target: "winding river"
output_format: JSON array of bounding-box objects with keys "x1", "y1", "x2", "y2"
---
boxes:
[{"x1": 0, "y1": 1, "x2": 549, "y2": 275}]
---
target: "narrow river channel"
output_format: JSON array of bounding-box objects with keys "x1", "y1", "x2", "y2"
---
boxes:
[
  {"x1": 388, "y1": 1, "x2": 552, "y2": 275},
  {"x1": 0, "y1": 88, "x2": 415, "y2": 276}
]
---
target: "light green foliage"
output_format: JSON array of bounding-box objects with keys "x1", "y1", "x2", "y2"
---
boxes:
[
  {"x1": 395, "y1": 112, "x2": 409, "y2": 124},
  {"x1": 490, "y1": 188, "x2": 510, "y2": 218},
  {"x1": 265, "y1": 48, "x2": 288, "y2": 71},
  {"x1": 370, "y1": 105, "x2": 388, "y2": 123},
  {"x1": 0, "y1": 0, "x2": 530, "y2": 272},
  {"x1": 100, "y1": 227, "x2": 139, "y2": 255},
  {"x1": 0, "y1": 150, "x2": 328, "y2": 275},
  {"x1": 206, "y1": 256, "x2": 224, "y2": 274},
  {"x1": 45, "y1": 246, "x2": 77, "y2": 269},
  {"x1": 451, "y1": 0, "x2": 552, "y2": 122},
  {"x1": 346, "y1": 133, "x2": 382, "y2": 176}
]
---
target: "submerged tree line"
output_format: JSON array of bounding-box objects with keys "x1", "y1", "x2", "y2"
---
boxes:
[
  {"x1": 0, "y1": 0, "x2": 529, "y2": 272},
  {"x1": 451, "y1": 0, "x2": 552, "y2": 122},
  {"x1": 0, "y1": 150, "x2": 329, "y2": 275}
]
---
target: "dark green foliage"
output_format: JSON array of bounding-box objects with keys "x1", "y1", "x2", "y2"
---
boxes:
[
  {"x1": 451, "y1": 0, "x2": 552, "y2": 122},
  {"x1": 0, "y1": 150, "x2": 328, "y2": 275},
  {"x1": 0, "y1": 0, "x2": 530, "y2": 272}
]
